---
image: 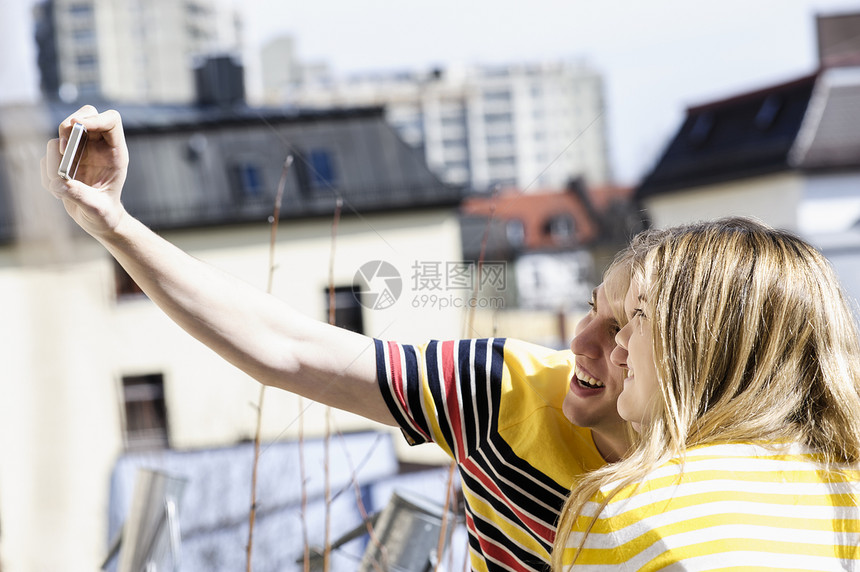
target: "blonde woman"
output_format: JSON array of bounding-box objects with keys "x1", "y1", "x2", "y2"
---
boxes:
[{"x1": 552, "y1": 218, "x2": 860, "y2": 570}]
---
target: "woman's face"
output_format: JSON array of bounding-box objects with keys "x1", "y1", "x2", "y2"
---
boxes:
[{"x1": 611, "y1": 281, "x2": 660, "y2": 431}]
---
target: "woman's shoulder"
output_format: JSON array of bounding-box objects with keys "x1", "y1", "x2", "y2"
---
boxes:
[{"x1": 601, "y1": 440, "x2": 859, "y2": 501}]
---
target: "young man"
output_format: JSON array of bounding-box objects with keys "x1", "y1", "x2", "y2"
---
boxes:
[{"x1": 43, "y1": 106, "x2": 632, "y2": 571}]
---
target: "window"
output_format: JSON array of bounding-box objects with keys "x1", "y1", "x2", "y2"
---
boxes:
[
  {"x1": 486, "y1": 134, "x2": 514, "y2": 146},
  {"x1": 294, "y1": 148, "x2": 339, "y2": 194},
  {"x1": 325, "y1": 286, "x2": 364, "y2": 334},
  {"x1": 115, "y1": 259, "x2": 145, "y2": 300},
  {"x1": 484, "y1": 112, "x2": 513, "y2": 124},
  {"x1": 76, "y1": 54, "x2": 96, "y2": 66},
  {"x1": 688, "y1": 112, "x2": 714, "y2": 147},
  {"x1": 230, "y1": 162, "x2": 265, "y2": 199},
  {"x1": 122, "y1": 374, "x2": 169, "y2": 451},
  {"x1": 755, "y1": 95, "x2": 782, "y2": 131},
  {"x1": 506, "y1": 219, "x2": 525, "y2": 248},
  {"x1": 309, "y1": 149, "x2": 337, "y2": 190},
  {"x1": 73, "y1": 29, "x2": 95, "y2": 43},
  {"x1": 441, "y1": 112, "x2": 466, "y2": 127},
  {"x1": 483, "y1": 90, "x2": 512, "y2": 104},
  {"x1": 186, "y1": 24, "x2": 206, "y2": 40},
  {"x1": 490, "y1": 177, "x2": 517, "y2": 189},
  {"x1": 68, "y1": 4, "x2": 94, "y2": 17},
  {"x1": 544, "y1": 215, "x2": 576, "y2": 243},
  {"x1": 488, "y1": 156, "x2": 516, "y2": 168},
  {"x1": 185, "y1": 1, "x2": 210, "y2": 16},
  {"x1": 295, "y1": 148, "x2": 338, "y2": 194},
  {"x1": 229, "y1": 161, "x2": 266, "y2": 202}
]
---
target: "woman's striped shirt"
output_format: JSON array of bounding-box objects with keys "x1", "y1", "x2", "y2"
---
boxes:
[
  {"x1": 563, "y1": 441, "x2": 860, "y2": 571},
  {"x1": 375, "y1": 337, "x2": 607, "y2": 572}
]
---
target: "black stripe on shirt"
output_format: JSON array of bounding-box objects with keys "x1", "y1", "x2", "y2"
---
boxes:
[{"x1": 373, "y1": 339, "x2": 428, "y2": 445}]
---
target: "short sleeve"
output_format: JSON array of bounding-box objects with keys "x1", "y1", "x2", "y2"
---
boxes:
[{"x1": 375, "y1": 337, "x2": 508, "y2": 461}]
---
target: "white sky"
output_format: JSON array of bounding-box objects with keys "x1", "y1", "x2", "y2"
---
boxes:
[{"x1": 3, "y1": 0, "x2": 860, "y2": 183}]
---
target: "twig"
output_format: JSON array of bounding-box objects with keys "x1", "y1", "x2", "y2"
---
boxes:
[
  {"x1": 323, "y1": 198, "x2": 343, "y2": 572},
  {"x1": 434, "y1": 460, "x2": 458, "y2": 570},
  {"x1": 447, "y1": 489, "x2": 458, "y2": 572},
  {"x1": 299, "y1": 394, "x2": 310, "y2": 572},
  {"x1": 247, "y1": 155, "x2": 293, "y2": 572},
  {"x1": 342, "y1": 429, "x2": 388, "y2": 572}
]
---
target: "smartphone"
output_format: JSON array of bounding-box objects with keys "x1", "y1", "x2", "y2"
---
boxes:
[{"x1": 58, "y1": 122, "x2": 88, "y2": 181}]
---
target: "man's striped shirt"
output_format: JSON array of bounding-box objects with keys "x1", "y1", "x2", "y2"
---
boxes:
[
  {"x1": 563, "y1": 441, "x2": 860, "y2": 571},
  {"x1": 375, "y1": 337, "x2": 606, "y2": 572}
]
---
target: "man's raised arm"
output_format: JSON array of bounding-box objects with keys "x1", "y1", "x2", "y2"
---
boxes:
[{"x1": 42, "y1": 105, "x2": 395, "y2": 426}]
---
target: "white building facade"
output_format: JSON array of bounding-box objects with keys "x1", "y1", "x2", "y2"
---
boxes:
[
  {"x1": 272, "y1": 59, "x2": 611, "y2": 192},
  {"x1": 36, "y1": 0, "x2": 243, "y2": 103}
]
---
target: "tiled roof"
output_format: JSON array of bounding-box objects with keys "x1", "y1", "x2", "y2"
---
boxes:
[{"x1": 461, "y1": 186, "x2": 600, "y2": 251}]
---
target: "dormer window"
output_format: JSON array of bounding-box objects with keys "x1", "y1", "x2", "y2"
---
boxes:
[
  {"x1": 230, "y1": 162, "x2": 265, "y2": 200},
  {"x1": 544, "y1": 214, "x2": 575, "y2": 243},
  {"x1": 506, "y1": 219, "x2": 525, "y2": 248},
  {"x1": 688, "y1": 112, "x2": 714, "y2": 147},
  {"x1": 754, "y1": 94, "x2": 783, "y2": 131}
]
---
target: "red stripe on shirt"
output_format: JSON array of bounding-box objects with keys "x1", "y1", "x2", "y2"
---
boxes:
[
  {"x1": 461, "y1": 458, "x2": 556, "y2": 544},
  {"x1": 464, "y1": 500, "x2": 542, "y2": 572},
  {"x1": 386, "y1": 341, "x2": 407, "y2": 410},
  {"x1": 440, "y1": 340, "x2": 467, "y2": 458},
  {"x1": 387, "y1": 340, "x2": 432, "y2": 442}
]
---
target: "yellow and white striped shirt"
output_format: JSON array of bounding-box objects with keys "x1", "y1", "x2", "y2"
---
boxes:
[{"x1": 564, "y1": 442, "x2": 860, "y2": 571}]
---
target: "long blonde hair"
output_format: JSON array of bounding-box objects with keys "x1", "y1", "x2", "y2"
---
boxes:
[{"x1": 552, "y1": 217, "x2": 860, "y2": 569}]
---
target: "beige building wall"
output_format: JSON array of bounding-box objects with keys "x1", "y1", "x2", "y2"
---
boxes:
[
  {"x1": 0, "y1": 208, "x2": 462, "y2": 570},
  {"x1": 145, "y1": 211, "x2": 466, "y2": 452},
  {"x1": 642, "y1": 172, "x2": 804, "y2": 231},
  {"x1": 0, "y1": 252, "x2": 122, "y2": 571}
]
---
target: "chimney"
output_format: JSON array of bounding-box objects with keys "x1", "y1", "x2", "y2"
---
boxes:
[
  {"x1": 194, "y1": 54, "x2": 246, "y2": 108},
  {"x1": 816, "y1": 12, "x2": 860, "y2": 69}
]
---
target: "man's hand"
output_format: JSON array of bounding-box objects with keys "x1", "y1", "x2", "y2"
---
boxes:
[{"x1": 41, "y1": 105, "x2": 130, "y2": 238}]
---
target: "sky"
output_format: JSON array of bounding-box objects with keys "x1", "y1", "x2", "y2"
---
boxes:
[{"x1": 3, "y1": 0, "x2": 860, "y2": 184}]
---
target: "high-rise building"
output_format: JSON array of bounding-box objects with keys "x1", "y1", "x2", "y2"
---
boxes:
[
  {"x1": 34, "y1": 0, "x2": 243, "y2": 104},
  {"x1": 274, "y1": 59, "x2": 611, "y2": 191}
]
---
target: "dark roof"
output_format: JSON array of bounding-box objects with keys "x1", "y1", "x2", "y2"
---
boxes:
[
  {"x1": 0, "y1": 101, "x2": 461, "y2": 239},
  {"x1": 636, "y1": 74, "x2": 818, "y2": 199},
  {"x1": 42, "y1": 100, "x2": 388, "y2": 132}
]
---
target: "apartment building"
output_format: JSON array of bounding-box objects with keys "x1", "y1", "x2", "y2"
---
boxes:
[
  {"x1": 34, "y1": 0, "x2": 242, "y2": 103},
  {"x1": 267, "y1": 55, "x2": 612, "y2": 192}
]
